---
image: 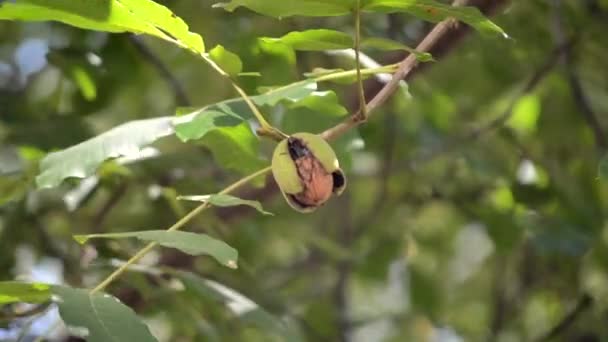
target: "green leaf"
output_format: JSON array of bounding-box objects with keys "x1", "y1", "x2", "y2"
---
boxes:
[
  {"x1": 36, "y1": 117, "x2": 173, "y2": 189},
  {"x1": 363, "y1": 0, "x2": 508, "y2": 38},
  {"x1": 261, "y1": 30, "x2": 434, "y2": 62},
  {"x1": 0, "y1": 281, "x2": 51, "y2": 304},
  {"x1": 0, "y1": 0, "x2": 205, "y2": 53},
  {"x1": 201, "y1": 123, "x2": 266, "y2": 178},
  {"x1": 261, "y1": 29, "x2": 353, "y2": 51},
  {"x1": 213, "y1": 0, "x2": 354, "y2": 18},
  {"x1": 35, "y1": 80, "x2": 318, "y2": 189},
  {"x1": 361, "y1": 37, "x2": 434, "y2": 62},
  {"x1": 254, "y1": 80, "x2": 317, "y2": 106},
  {"x1": 209, "y1": 45, "x2": 243, "y2": 76},
  {"x1": 507, "y1": 94, "x2": 541, "y2": 135},
  {"x1": 174, "y1": 271, "x2": 304, "y2": 341},
  {"x1": 177, "y1": 194, "x2": 273, "y2": 215},
  {"x1": 0, "y1": 174, "x2": 31, "y2": 205},
  {"x1": 174, "y1": 109, "x2": 244, "y2": 142},
  {"x1": 288, "y1": 91, "x2": 348, "y2": 116},
  {"x1": 74, "y1": 230, "x2": 238, "y2": 268},
  {"x1": 70, "y1": 65, "x2": 97, "y2": 101},
  {"x1": 52, "y1": 286, "x2": 157, "y2": 342}
]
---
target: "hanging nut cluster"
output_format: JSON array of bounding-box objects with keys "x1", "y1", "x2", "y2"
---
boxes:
[{"x1": 271, "y1": 132, "x2": 346, "y2": 213}]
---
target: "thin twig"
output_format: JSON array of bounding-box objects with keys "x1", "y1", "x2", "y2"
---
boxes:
[
  {"x1": 322, "y1": 0, "x2": 471, "y2": 141},
  {"x1": 128, "y1": 34, "x2": 191, "y2": 106},
  {"x1": 90, "y1": 166, "x2": 271, "y2": 294},
  {"x1": 535, "y1": 294, "x2": 592, "y2": 342}
]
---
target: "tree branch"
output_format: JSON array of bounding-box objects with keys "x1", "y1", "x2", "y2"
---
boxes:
[
  {"x1": 321, "y1": 0, "x2": 472, "y2": 141},
  {"x1": 535, "y1": 294, "x2": 593, "y2": 342}
]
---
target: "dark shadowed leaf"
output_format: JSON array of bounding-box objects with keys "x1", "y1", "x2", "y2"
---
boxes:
[
  {"x1": 0, "y1": 281, "x2": 51, "y2": 304},
  {"x1": 177, "y1": 194, "x2": 273, "y2": 215},
  {"x1": 52, "y1": 286, "x2": 157, "y2": 342},
  {"x1": 74, "y1": 230, "x2": 238, "y2": 268},
  {"x1": 0, "y1": 0, "x2": 205, "y2": 53}
]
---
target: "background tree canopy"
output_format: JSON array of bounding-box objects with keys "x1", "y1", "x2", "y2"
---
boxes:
[{"x1": 1, "y1": 0, "x2": 607, "y2": 341}]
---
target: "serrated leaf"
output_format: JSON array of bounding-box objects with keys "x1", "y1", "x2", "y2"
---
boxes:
[
  {"x1": 363, "y1": 0, "x2": 508, "y2": 38},
  {"x1": 177, "y1": 194, "x2": 273, "y2": 215},
  {"x1": 213, "y1": 0, "x2": 354, "y2": 18},
  {"x1": 52, "y1": 286, "x2": 157, "y2": 342},
  {"x1": 0, "y1": 281, "x2": 51, "y2": 304},
  {"x1": 209, "y1": 45, "x2": 243, "y2": 76},
  {"x1": 73, "y1": 230, "x2": 238, "y2": 268},
  {"x1": 361, "y1": 37, "x2": 434, "y2": 62},
  {"x1": 36, "y1": 117, "x2": 173, "y2": 189},
  {"x1": 0, "y1": 0, "x2": 205, "y2": 53},
  {"x1": 261, "y1": 29, "x2": 353, "y2": 51},
  {"x1": 35, "y1": 80, "x2": 319, "y2": 189}
]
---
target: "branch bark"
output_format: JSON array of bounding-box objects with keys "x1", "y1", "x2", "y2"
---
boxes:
[{"x1": 322, "y1": 0, "x2": 474, "y2": 140}]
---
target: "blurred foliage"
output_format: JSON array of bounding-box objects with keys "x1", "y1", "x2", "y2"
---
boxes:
[{"x1": 1, "y1": 0, "x2": 608, "y2": 341}]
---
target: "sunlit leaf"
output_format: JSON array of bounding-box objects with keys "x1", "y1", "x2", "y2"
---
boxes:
[
  {"x1": 209, "y1": 45, "x2": 243, "y2": 76},
  {"x1": 213, "y1": 0, "x2": 354, "y2": 18},
  {"x1": 36, "y1": 117, "x2": 173, "y2": 189},
  {"x1": 74, "y1": 230, "x2": 238, "y2": 268},
  {"x1": 177, "y1": 193, "x2": 273, "y2": 215},
  {"x1": 0, "y1": 281, "x2": 51, "y2": 304},
  {"x1": 507, "y1": 94, "x2": 541, "y2": 135},
  {"x1": 261, "y1": 29, "x2": 352, "y2": 51},
  {"x1": 52, "y1": 286, "x2": 157, "y2": 342},
  {"x1": 363, "y1": 0, "x2": 508, "y2": 38},
  {"x1": 0, "y1": 0, "x2": 205, "y2": 53},
  {"x1": 70, "y1": 65, "x2": 97, "y2": 101}
]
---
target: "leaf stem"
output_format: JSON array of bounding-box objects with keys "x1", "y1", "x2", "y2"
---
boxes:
[
  {"x1": 354, "y1": 1, "x2": 366, "y2": 120},
  {"x1": 313, "y1": 64, "x2": 398, "y2": 83},
  {"x1": 201, "y1": 54, "x2": 286, "y2": 141},
  {"x1": 89, "y1": 166, "x2": 272, "y2": 294}
]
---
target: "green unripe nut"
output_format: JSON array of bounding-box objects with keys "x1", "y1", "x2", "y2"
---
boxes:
[{"x1": 271, "y1": 132, "x2": 346, "y2": 213}]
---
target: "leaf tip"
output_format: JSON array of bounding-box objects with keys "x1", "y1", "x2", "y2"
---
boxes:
[{"x1": 226, "y1": 260, "x2": 238, "y2": 269}]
